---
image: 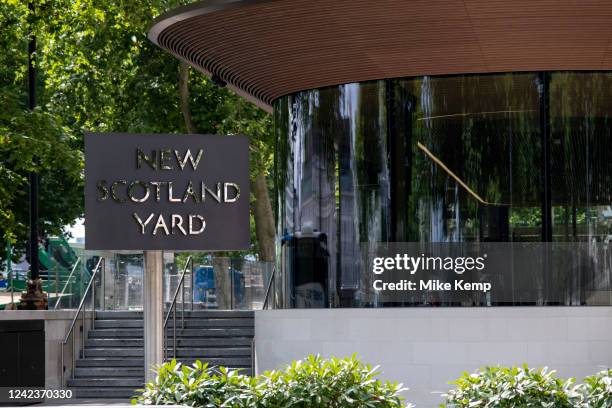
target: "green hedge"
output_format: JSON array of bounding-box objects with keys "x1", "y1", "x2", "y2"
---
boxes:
[
  {"x1": 581, "y1": 369, "x2": 612, "y2": 408},
  {"x1": 134, "y1": 354, "x2": 408, "y2": 407},
  {"x1": 135, "y1": 358, "x2": 611, "y2": 408},
  {"x1": 441, "y1": 366, "x2": 612, "y2": 408}
]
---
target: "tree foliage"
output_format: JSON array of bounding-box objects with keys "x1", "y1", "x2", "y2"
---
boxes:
[
  {"x1": 0, "y1": 2, "x2": 82, "y2": 261},
  {"x1": 1, "y1": 0, "x2": 274, "y2": 262}
]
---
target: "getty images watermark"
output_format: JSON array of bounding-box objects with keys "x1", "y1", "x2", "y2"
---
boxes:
[{"x1": 371, "y1": 253, "x2": 492, "y2": 293}]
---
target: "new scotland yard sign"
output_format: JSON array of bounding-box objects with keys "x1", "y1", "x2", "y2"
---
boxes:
[{"x1": 85, "y1": 132, "x2": 249, "y2": 250}]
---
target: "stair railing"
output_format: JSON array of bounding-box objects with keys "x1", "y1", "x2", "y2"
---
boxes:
[
  {"x1": 262, "y1": 264, "x2": 276, "y2": 310},
  {"x1": 53, "y1": 257, "x2": 81, "y2": 310},
  {"x1": 254, "y1": 264, "x2": 276, "y2": 372},
  {"x1": 163, "y1": 256, "x2": 193, "y2": 361},
  {"x1": 59, "y1": 257, "x2": 105, "y2": 388}
]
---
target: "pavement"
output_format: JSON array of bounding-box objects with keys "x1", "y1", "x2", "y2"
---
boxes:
[
  {"x1": 0, "y1": 292, "x2": 18, "y2": 306},
  {"x1": 36, "y1": 399, "x2": 131, "y2": 406},
  {"x1": 34, "y1": 401, "x2": 185, "y2": 407}
]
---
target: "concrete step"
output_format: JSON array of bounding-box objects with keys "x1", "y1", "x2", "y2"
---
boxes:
[
  {"x1": 93, "y1": 320, "x2": 143, "y2": 328},
  {"x1": 74, "y1": 367, "x2": 144, "y2": 377},
  {"x1": 68, "y1": 377, "x2": 143, "y2": 388},
  {"x1": 94, "y1": 318, "x2": 253, "y2": 329},
  {"x1": 168, "y1": 327, "x2": 255, "y2": 336},
  {"x1": 73, "y1": 366, "x2": 250, "y2": 378},
  {"x1": 73, "y1": 387, "x2": 138, "y2": 399},
  {"x1": 95, "y1": 311, "x2": 143, "y2": 320},
  {"x1": 76, "y1": 358, "x2": 143, "y2": 367},
  {"x1": 166, "y1": 319, "x2": 254, "y2": 328},
  {"x1": 83, "y1": 347, "x2": 251, "y2": 358},
  {"x1": 86, "y1": 337, "x2": 252, "y2": 348},
  {"x1": 88, "y1": 329, "x2": 144, "y2": 338},
  {"x1": 95, "y1": 310, "x2": 254, "y2": 319},
  {"x1": 86, "y1": 338, "x2": 143, "y2": 347},
  {"x1": 76, "y1": 357, "x2": 252, "y2": 367},
  {"x1": 71, "y1": 309, "x2": 255, "y2": 399},
  {"x1": 88, "y1": 328, "x2": 254, "y2": 338},
  {"x1": 170, "y1": 337, "x2": 253, "y2": 347},
  {"x1": 174, "y1": 348, "x2": 251, "y2": 357},
  {"x1": 83, "y1": 348, "x2": 143, "y2": 358}
]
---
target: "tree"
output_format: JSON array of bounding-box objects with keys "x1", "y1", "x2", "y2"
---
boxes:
[
  {"x1": 1, "y1": 0, "x2": 276, "y2": 264},
  {"x1": 0, "y1": 2, "x2": 82, "y2": 264}
]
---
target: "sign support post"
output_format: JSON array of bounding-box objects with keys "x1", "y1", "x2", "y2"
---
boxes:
[{"x1": 143, "y1": 250, "x2": 163, "y2": 382}]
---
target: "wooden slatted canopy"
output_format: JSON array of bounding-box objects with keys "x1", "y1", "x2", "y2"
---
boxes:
[{"x1": 149, "y1": 0, "x2": 612, "y2": 112}]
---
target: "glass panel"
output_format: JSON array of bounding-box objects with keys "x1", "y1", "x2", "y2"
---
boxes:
[
  {"x1": 406, "y1": 74, "x2": 541, "y2": 243},
  {"x1": 550, "y1": 72, "x2": 612, "y2": 242},
  {"x1": 176, "y1": 256, "x2": 273, "y2": 310},
  {"x1": 277, "y1": 82, "x2": 390, "y2": 307},
  {"x1": 550, "y1": 72, "x2": 612, "y2": 305},
  {"x1": 275, "y1": 72, "x2": 612, "y2": 308}
]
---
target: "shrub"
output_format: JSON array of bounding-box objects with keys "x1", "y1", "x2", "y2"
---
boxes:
[
  {"x1": 134, "y1": 354, "x2": 409, "y2": 407},
  {"x1": 257, "y1": 354, "x2": 407, "y2": 408},
  {"x1": 581, "y1": 369, "x2": 612, "y2": 408},
  {"x1": 441, "y1": 365, "x2": 583, "y2": 408},
  {"x1": 133, "y1": 359, "x2": 256, "y2": 407}
]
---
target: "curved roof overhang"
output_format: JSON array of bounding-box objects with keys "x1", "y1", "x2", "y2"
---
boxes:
[{"x1": 149, "y1": 0, "x2": 612, "y2": 112}]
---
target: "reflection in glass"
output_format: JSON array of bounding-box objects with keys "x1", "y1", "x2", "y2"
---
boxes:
[{"x1": 275, "y1": 72, "x2": 612, "y2": 308}]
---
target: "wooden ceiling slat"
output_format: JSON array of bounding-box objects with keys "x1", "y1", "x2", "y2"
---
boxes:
[{"x1": 149, "y1": 0, "x2": 612, "y2": 111}]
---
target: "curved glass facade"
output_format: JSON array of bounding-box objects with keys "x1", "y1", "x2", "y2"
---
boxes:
[{"x1": 274, "y1": 72, "x2": 612, "y2": 308}]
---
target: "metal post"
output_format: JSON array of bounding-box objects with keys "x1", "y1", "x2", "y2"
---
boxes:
[
  {"x1": 81, "y1": 308, "x2": 85, "y2": 356},
  {"x1": 28, "y1": 1, "x2": 39, "y2": 283},
  {"x1": 60, "y1": 343, "x2": 64, "y2": 387},
  {"x1": 251, "y1": 338, "x2": 255, "y2": 376},
  {"x1": 230, "y1": 259, "x2": 234, "y2": 310},
  {"x1": 144, "y1": 251, "x2": 163, "y2": 382},
  {"x1": 101, "y1": 258, "x2": 106, "y2": 311},
  {"x1": 173, "y1": 306, "x2": 176, "y2": 359},
  {"x1": 6, "y1": 242, "x2": 12, "y2": 290},
  {"x1": 91, "y1": 264, "x2": 96, "y2": 332},
  {"x1": 71, "y1": 333, "x2": 75, "y2": 379},
  {"x1": 7, "y1": 243, "x2": 14, "y2": 307},
  {"x1": 181, "y1": 276, "x2": 185, "y2": 329},
  {"x1": 191, "y1": 258, "x2": 194, "y2": 311}
]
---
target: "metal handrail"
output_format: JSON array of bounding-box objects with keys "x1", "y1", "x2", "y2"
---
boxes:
[
  {"x1": 262, "y1": 264, "x2": 276, "y2": 310},
  {"x1": 60, "y1": 257, "x2": 104, "y2": 387},
  {"x1": 163, "y1": 256, "x2": 192, "y2": 361},
  {"x1": 53, "y1": 258, "x2": 81, "y2": 310}
]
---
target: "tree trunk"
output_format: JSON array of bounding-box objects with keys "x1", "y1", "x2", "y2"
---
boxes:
[
  {"x1": 251, "y1": 171, "x2": 275, "y2": 262},
  {"x1": 179, "y1": 63, "x2": 235, "y2": 308},
  {"x1": 179, "y1": 62, "x2": 198, "y2": 134},
  {"x1": 212, "y1": 256, "x2": 231, "y2": 309}
]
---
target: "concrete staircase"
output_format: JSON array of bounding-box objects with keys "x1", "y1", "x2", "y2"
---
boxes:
[{"x1": 67, "y1": 310, "x2": 255, "y2": 399}]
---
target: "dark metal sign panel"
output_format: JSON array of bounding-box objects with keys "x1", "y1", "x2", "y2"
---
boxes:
[{"x1": 85, "y1": 132, "x2": 249, "y2": 250}]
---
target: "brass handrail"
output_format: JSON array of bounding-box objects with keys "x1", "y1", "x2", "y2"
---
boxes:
[
  {"x1": 53, "y1": 258, "x2": 81, "y2": 310},
  {"x1": 60, "y1": 257, "x2": 104, "y2": 387},
  {"x1": 163, "y1": 256, "x2": 193, "y2": 361}
]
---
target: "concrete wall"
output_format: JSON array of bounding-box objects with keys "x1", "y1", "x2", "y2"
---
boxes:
[
  {"x1": 0, "y1": 310, "x2": 92, "y2": 388},
  {"x1": 255, "y1": 307, "x2": 612, "y2": 408}
]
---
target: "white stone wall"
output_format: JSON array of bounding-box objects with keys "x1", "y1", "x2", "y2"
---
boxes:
[{"x1": 255, "y1": 307, "x2": 612, "y2": 407}]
